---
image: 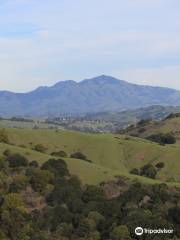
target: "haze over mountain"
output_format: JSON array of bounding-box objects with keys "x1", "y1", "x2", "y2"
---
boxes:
[{"x1": 1, "y1": 75, "x2": 180, "y2": 117}]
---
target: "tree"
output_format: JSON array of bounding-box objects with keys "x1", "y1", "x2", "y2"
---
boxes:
[
  {"x1": 1, "y1": 193, "x2": 29, "y2": 240},
  {"x1": 140, "y1": 164, "x2": 157, "y2": 179},
  {"x1": 3, "y1": 149, "x2": 11, "y2": 157},
  {"x1": 29, "y1": 160, "x2": 39, "y2": 168},
  {"x1": 51, "y1": 150, "x2": 68, "y2": 158},
  {"x1": 110, "y1": 225, "x2": 131, "y2": 240},
  {"x1": 82, "y1": 185, "x2": 105, "y2": 203},
  {"x1": 34, "y1": 144, "x2": 47, "y2": 153},
  {"x1": 147, "y1": 133, "x2": 176, "y2": 144},
  {"x1": 70, "y1": 152, "x2": 87, "y2": 161},
  {"x1": 27, "y1": 168, "x2": 54, "y2": 192},
  {"x1": 155, "y1": 162, "x2": 165, "y2": 169},
  {"x1": 6, "y1": 154, "x2": 28, "y2": 168},
  {"x1": 129, "y1": 168, "x2": 139, "y2": 175},
  {"x1": 9, "y1": 175, "x2": 28, "y2": 192},
  {"x1": 41, "y1": 158, "x2": 69, "y2": 177},
  {"x1": 168, "y1": 207, "x2": 180, "y2": 224}
]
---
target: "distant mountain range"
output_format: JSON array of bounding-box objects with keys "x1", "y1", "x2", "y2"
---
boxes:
[{"x1": 1, "y1": 75, "x2": 180, "y2": 117}]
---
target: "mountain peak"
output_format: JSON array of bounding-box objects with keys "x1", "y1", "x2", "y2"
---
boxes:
[{"x1": 81, "y1": 75, "x2": 123, "y2": 85}]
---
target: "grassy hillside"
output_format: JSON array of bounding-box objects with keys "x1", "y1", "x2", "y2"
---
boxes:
[
  {"x1": 0, "y1": 128, "x2": 180, "y2": 186},
  {"x1": 122, "y1": 115, "x2": 180, "y2": 143}
]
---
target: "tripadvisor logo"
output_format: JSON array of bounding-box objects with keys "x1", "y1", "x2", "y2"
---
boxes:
[
  {"x1": 135, "y1": 227, "x2": 173, "y2": 236},
  {"x1": 135, "y1": 227, "x2": 143, "y2": 236}
]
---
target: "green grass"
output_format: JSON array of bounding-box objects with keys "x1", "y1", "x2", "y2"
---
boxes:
[
  {"x1": 1, "y1": 128, "x2": 180, "y2": 185},
  {"x1": 0, "y1": 119, "x2": 59, "y2": 129}
]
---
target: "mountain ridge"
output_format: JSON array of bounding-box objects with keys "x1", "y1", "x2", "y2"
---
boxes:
[{"x1": 0, "y1": 75, "x2": 180, "y2": 116}]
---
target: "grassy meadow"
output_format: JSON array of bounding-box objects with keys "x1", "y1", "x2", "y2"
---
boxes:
[{"x1": 0, "y1": 127, "x2": 180, "y2": 186}]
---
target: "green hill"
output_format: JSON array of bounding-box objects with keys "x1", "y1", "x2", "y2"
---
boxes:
[
  {"x1": 0, "y1": 128, "x2": 180, "y2": 186},
  {"x1": 122, "y1": 115, "x2": 180, "y2": 144}
]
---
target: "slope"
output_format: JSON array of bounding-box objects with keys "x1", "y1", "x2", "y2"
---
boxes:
[
  {"x1": 0, "y1": 128, "x2": 179, "y2": 184},
  {"x1": 122, "y1": 115, "x2": 180, "y2": 144}
]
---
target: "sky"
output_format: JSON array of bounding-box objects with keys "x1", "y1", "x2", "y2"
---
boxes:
[{"x1": 0, "y1": 0, "x2": 180, "y2": 92}]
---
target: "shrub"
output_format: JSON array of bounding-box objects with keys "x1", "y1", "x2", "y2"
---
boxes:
[
  {"x1": 155, "y1": 162, "x2": 165, "y2": 169},
  {"x1": 82, "y1": 185, "x2": 105, "y2": 203},
  {"x1": 29, "y1": 160, "x2": 39, "y2": 168},
  {"x1": 110, "y1": 225, "x2": 131, "y2": 240},
  {"x1": 51, "y1": 150, "x2": 68, "y2": 158},
  {"x1": 27, "y1": 168, "x2": 54, "y2": 192},
  {"x1": 6, "y1": 154, "x2": 28, "y2": 168},
  {"x1": 70, "y1": 152, "x2": 92, "y2": 162},
  {"x1": 3, "y1": 149, "x2": 11, "y2": 157},
  {"x1": 130, "y1": 168, "x2": 139, "y2": 175},
  {"x1": 147, "y1": 133, "x2": 176, "y2": 144},
  {"x1": 168, "y1": 206, "x2": 180, "y2": 224},
  {"x1": 70, "y1": 152, "x2": 87, "y2": 160},
  {"x1": 41, "y1": 158, "x2": 69, "y2": 177},
  {"x1": 9, "y1": 175, "x2": 28, "y2": 192},
  {"x1": 33, "y1": 144, "x2": 47, "y2": 153},
  {"x1": 140, "y1": 164, "x2": 157, "y2": 179}
]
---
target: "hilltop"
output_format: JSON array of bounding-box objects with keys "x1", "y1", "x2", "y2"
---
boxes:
[{"x1": 1, "y1": 75, "x2": 180, "y2": 116}]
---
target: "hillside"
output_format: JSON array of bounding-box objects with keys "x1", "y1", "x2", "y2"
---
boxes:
[
  {"x1": 1, "y1": 130, "x2": 180, "y2": 239},
  {"x1": 1, "y1": 128, "x2": 180, "y2": 185},
  {"x1": 85, "y1": 105, "x2": 180, "y2": 123},
  {"x1": 122, "y1": 114, "x2": 180, "y2": 145},
  {"x1": 1, "y1": 75, "x2": 180, "y2": 116}
]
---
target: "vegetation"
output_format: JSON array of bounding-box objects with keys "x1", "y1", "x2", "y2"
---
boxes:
[
  {"x1": 33, "y1": 144, "x2": 48, "y2": 153},
  {"x1": 147, "y1": 133, "x2": 176, "y2": 144},
  {"x1": 51, "y1": 150, "x2": 68, "y2": 158},
  {"x1": 70, "y1": 152, "x2": 92, "y2": 163},
  {"x1": 0, "y1": 127, "x2": 180, "y2": 184},
  {"x1": 6, "y1": 153, "x2": 28, "y2": 168},
  {"x1": 0, "y1": 150, "x2": 179, "y2": 239}
]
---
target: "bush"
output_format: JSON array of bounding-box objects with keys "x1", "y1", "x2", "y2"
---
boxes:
[
  {"x1": 27, "y1": 168, "x2": 54, "y2": 192},
  {"x1": 3, "y1": 149, "x2": 11, "y2": 157},
  {"x1": 70, "y1": 152, "x2": 87, "y2": 160},
  {"x1": 110, "y1": 225, "x2": 131, "y2": 240},
  {"x1": 9, "y1": 175, "x2": 28, "y2": 192},
  {"x1": 140, "y1": 164, "x2": 157, "y2": 179},
  {"x1": 147, "y1": 133, "x2": 176, "y2": 144},
  {"x1": 51, "y1": 150, "x2": 68, "y2": 158},
  {"x1": 155, "y1": 162, "x2": 165, "y2": 169},
  {"x1": 29, "y1": 160, "x2": 39, "y2": 168},
  {"x1": 70, "y1": 152, "x2": 92, "y2": 162},
  {"x1": 130, "y1": 168, "x2": 139, "y2": 175},
  {"x1": 41, "y1": 158, "x2": 69, "y2": 177},
  {"x1": 33, "y1": 144, "x2": 47, "y2": 153},
  {"x1": 6, "y1": 154, "x2": 28, "y2": 168}
]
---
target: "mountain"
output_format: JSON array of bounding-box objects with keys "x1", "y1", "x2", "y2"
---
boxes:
[{"x1": 1, "y1": 75, "x2": 180, "y2": 116}]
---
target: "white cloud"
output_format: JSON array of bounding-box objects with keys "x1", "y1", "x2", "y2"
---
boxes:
[{"x1": 0, "y1": 0, "x2": 180, "y2": 91}]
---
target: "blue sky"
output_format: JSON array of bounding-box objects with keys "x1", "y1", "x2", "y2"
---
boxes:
[{"x1": 0, "y1": 0, "x2": 180, "y2": 92}]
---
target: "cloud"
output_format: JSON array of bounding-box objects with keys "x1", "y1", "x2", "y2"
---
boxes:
[{"x1": 0, "y1": 0, "x2": 179, "y2": 91}]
